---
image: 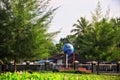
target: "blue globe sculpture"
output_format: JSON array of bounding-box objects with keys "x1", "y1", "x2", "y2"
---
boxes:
[{"x1": 62, "y1": 43, "x2": 74, "y2": 55}]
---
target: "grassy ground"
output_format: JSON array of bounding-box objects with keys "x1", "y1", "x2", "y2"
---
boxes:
[{"x1": 0, "y1": 72, "x2": 120, "y2": 80}]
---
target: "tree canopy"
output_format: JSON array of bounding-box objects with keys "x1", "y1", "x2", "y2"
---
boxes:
[
  {"x1": 0, "y1": 0, "x2": 58, "y2": 63},
  {"x1": 58, "y1": 2, "x2": 120, "y2": 61}
]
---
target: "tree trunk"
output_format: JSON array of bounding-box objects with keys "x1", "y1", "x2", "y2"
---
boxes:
[
  {"x1": 14, "y1": 56, "x2": 17, "y2": 72},
  {"x1": 97, "y1": 61, "x2": 99, "y2": 75}
]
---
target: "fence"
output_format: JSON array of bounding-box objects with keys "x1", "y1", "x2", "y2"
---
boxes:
[
  {"x1": 78, "y1": 63, "x2": 120, "y2": 73},
  {"x1": 0, "y1": 62, "x2": 120, "y2": 74}
]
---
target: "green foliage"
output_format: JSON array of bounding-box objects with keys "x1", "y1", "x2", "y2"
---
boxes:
[
  {"x1": 79, "y1": 19, "x2": 120, "y2": 61},
  {"x1": 71, "y1": 17, "x2": 91, "y2": 36},
  {"x1": 71, "y1": 17, "x2": 120, "y2": 61},
  {"x1": 71, "y1": 17, "x2": 91, "y2": 54},
  {"x1": 60, "y1": 70, "x2": 90, "y2": 74},
  {"x1": 69, "y1": 1, "x2": 120, "y2": 61},
  {"x1": 91, "y1": 1, "x2": 110, "y2": 22},
  {"x1": 0, "y1": 0, "x2": 58, "y2": 62},
  {"x1": 0, "y1": 72, "x2": 120, "y2": 80}
]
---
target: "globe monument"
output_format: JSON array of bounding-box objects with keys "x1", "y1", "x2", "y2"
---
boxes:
[{"x1": 62, "y1": 43, "x2": 74, "y2": 68}]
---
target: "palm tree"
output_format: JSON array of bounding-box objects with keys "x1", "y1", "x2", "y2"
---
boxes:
[{"x1": 71, "y1": 17, "x2": 91, "y2": 36}]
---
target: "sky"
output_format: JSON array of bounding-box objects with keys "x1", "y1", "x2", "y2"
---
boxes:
[{"x1": 48, "y1": 0, "x2": 120, "y2": 42}]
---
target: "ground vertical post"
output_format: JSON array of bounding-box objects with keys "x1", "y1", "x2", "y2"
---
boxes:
[
  {"x1": 66, "y1": 54, "x2": 68, "y2": 68},
  {"x1": 97, "y1": 61, "x2": 99, "y2": 75},
  {"x1": 117, "y1": 61, "x2": 120, "y2": 73}
]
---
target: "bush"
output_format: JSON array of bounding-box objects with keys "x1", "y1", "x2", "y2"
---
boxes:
[{"x1": 59, "y1": 70, "x2": 90, "y2": 74}]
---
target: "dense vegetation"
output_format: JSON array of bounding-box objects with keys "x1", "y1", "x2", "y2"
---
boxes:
[
  {"x1": 0, "y1": 0, "x2": 58, "y2": 63},
  {"x1": 0, "y1": 0, "x2": 120, "y2": 65},
  {"x1": 56, "y1": 2, "x2": 120, "y2": 61},
  {"x1": 0, "y1": 72, "x2": 120, "y2": 80}
]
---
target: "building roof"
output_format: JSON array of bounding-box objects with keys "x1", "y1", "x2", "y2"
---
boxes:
[{"x1": 49, "y1": 53, "x2": 89, "y2": 63}]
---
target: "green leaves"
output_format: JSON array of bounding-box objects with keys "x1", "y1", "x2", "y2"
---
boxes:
[
  {"x1": 69, "y1": 1, "x2": 120, "y2": 61},
  {"x1": 0, "y1": 0, "x2": 58, "y2": 62},
  {"x1": 0, "y1": 72, "x2": 120, "y2": 80},
  {"x1": 71, "y1": 17, "x2": 91, "y2": 36},
  {"x1": 71, "y1": 17, "x2": 120, "y2": 61}
]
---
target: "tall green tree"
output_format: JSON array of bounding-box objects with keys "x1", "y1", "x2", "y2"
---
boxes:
[
  {"x1": 70, "y1": 1, "x2": 120, "y2": 61},
  {"x1": 71, "y1": 18, "x2": 120, "y2": 61},
  {"x1": 79, "y1": 18, "x2": 120, "y2": 61},
  {"x1": 0, "y1": 0, "x2": 15, "y2": 62},
  {"x1": 71, "y1": 17, "x2": 91, "y2": 54},
  {"x1": 0, "y1": 0, "x2": 58, "y2": 63},
  {"x1": 71, "y1": 17, "x2": 91, "y2": 36}
]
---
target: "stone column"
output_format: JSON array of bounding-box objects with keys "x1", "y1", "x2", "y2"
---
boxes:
[{"x1": 74, "y1": 61, "x2": 79, "y2": 70}]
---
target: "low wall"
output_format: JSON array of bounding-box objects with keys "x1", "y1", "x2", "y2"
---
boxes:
[{"x1": 0, "y1": 63, "x2": 120, "y2": 73}]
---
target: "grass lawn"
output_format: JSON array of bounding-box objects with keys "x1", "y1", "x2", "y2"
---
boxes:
[{"x1": 0, "y1": 72, "x2": 120, "y2": 80}]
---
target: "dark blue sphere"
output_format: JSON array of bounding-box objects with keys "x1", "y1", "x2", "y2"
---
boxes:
[{"x1": 62, "y1": 43, "x2": 74, "y2": 55}]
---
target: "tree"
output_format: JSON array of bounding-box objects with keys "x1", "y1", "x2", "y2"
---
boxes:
[
  {"x1": 70, "y1": 1, "x2": 120, "y2": 61},
  {"x1": 91, "y1": 1, "x2": 110, "y2": 23},
  {"x1": 71, "y1": 17, "x2": 91, "y2": 36},
  {"x1": 71, "y1": 17, "x2": 91, "y2": 54},
  {"x1": 0, "y1": 0, "x2": 15, "y2": 62},
  {"x1": 71, "y1": 18, "x2": 120, "y2": 61},
  {"x1": 0, "y1": 0, "x2": 58, "y2": 63},
  {"x1": 79, "y1": 18, "x2": 120, "y2": 61}
]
